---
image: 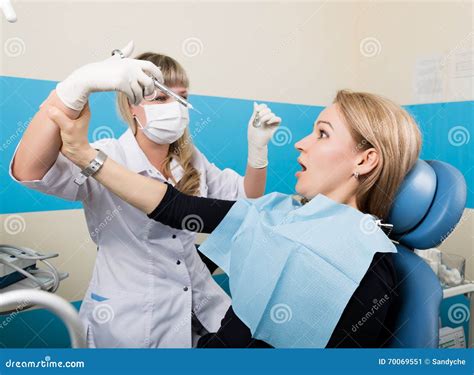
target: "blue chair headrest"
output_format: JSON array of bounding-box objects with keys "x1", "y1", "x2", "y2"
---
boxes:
[{"x1": 387, "y1": 160, "x2": 466, "y2": 249}]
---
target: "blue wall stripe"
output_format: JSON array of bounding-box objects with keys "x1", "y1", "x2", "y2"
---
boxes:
[{"x1": 1, "y1": 75, "x2": 472, "y2": 214}]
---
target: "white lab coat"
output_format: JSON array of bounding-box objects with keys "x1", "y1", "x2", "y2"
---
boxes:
[{"x1": 9, "y1": 128, "x2": 247, "y2": 348}]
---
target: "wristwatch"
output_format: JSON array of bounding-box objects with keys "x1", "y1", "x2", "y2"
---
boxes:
[{"x1": 74, "y1": 149, "x2": 108, "y2": 186}]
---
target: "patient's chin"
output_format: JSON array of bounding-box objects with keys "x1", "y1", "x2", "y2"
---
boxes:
[
  {"x1": 294, "y1": 182, "x2": 304, "y2": 196},
  {"x1": 295, "y1": 184, "x2": 314, "y2": 201}
]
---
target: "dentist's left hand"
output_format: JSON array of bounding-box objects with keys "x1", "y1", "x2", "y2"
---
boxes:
[
  {"x1": 47, "y1": 104, "x2": 97, "y2": 169},
  {"x1": 56, "y1": 41, "x2": 163, "y2": 112}
]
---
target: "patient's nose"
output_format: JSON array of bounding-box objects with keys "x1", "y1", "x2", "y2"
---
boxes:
[{"x1": 295, "y1": 135, "x2": 310, "y2": 151}]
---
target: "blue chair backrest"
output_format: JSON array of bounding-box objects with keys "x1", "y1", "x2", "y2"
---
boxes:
[{"x1": 385, "y1": 160, "x2": 467, "y2": 347}]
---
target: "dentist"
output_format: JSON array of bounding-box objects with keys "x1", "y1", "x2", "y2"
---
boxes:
[{"x1": 9, "y1": 42, "x2": 281, "y2": 348}]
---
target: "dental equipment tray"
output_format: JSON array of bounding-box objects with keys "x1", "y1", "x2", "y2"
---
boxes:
[
  {"x1": 0, "y1": 265, "x2": 36, "y2": 289},
  {"x1": 0, "y1": 252, "x2": 37, "y2": 288}
]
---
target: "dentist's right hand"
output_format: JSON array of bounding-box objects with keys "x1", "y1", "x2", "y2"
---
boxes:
[
  {"x1": 47, "y1": 104, "x2": 94, "y2": 168},
  {"x1": 56, "y1": 41, "x2": 163, "y2": 112}
]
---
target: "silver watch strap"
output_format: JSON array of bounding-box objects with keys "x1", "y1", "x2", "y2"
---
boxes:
[{"x1": 74, "y1": 150, "x2": 108, "y2": 186}]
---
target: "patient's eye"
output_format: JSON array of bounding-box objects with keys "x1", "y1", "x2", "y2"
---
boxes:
[{"x1": 317, "y1": 129, "x2": 329, "y2": 139}]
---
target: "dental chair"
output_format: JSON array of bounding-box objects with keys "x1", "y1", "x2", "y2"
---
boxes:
[
  {"x1": 0, "y1": 289, "x2": 86, "y2": 348},
  {"x1": 385, "y1": 159, "x2": 466, "y2": 348}
]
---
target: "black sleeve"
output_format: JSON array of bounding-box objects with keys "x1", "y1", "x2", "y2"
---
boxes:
[
  {"x1": 325, "y1": 252, "x2": 397, "y2": 348},
  {"x1": 197, "y1": 306, "x2": 272, "y2": 348},
  {"x1": 198, "y1": 252, "x2": 397, "y2": 348},
  {"x1": 147, "y1": 183, "x2": 236, "y2": 233}
]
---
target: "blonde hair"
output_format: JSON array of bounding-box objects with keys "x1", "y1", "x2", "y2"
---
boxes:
[
  {"x1": 334, "y1": 90, "x2": 422, "y2": 220},
  {"x1": 117, "y1": 52, "x2": 201, "y2": 196}
]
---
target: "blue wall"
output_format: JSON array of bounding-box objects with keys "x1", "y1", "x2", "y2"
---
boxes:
[{"x1": 1, "y1": 76, "x2": 472, "y2": 214}]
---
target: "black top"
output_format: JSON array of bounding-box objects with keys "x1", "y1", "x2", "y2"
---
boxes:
[{"x1": 148, "y1": 183, "x2": 398, "y2": 348}]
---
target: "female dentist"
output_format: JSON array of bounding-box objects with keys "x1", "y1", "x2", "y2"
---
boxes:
[{"x1": 9, "y1": 42, "x2": 281, "y2": 348}]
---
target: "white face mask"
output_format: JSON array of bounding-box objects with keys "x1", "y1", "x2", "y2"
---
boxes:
[{"x1": 135, "y1": 101, "x2": 189, "y2": 144}]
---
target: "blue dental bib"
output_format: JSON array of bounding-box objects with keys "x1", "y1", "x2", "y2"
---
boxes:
[{"x1": 199, "y1": 192, "x2": 396, "y2": 348}]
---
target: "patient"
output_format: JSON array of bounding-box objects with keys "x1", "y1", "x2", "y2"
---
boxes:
[{"x1": 46, "y1": 90, "x2": 421, "y2": 348}]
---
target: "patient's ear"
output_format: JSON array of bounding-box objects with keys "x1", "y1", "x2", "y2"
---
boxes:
[{"x1": 357, "y1": 148, "x2": 379, "y2": 176}]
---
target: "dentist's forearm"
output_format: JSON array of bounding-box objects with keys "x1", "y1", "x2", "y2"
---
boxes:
[
  {"x1": 11, "y1": 90, "x2": 81, "y2": 181},
  {"x1": 77, "y1": 148, "x2": 167, "y2": 214},
  {"x1": 243, "y1": 164, "x2": 267, "y2": 198}
]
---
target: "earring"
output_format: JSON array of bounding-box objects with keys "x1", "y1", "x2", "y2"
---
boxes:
[{"x1": 353, "y1": 171, "x2": 360, "y2": 179}]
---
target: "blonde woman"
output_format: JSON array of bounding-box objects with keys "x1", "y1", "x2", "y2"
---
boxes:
[
  {"x1": 9, "y1": 45, "x2": 281, "y2": 348},
  {"x1": 47, "y1": 89, "x2": 421, "y2": 348},
  {"x1": 49, "y1": 91, "x2": 421, "y2": 348}
]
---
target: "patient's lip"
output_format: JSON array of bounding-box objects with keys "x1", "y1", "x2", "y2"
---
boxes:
[
  {"x1": 297, "y1": 158, "x2": 307, "y2": 171},
  {"x1": 296, "y1": 158, "x2": 307, "y2": 178}
]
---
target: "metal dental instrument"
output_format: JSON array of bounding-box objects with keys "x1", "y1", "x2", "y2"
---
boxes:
[
  {"x1": 147, "y1": 77, "x2": 195, "y2": 111},
  {"x1": 111, "y1": 47, "x2": 197, "y2": 111},
  {"x1": 252, "y1": 112, "x2": 262, "y2": 128}
]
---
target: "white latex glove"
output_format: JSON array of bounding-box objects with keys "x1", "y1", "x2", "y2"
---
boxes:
[
  {"x1": 56, "y1": 41, "x2": 163, "y2": 111},
  {"x1": 0, "y1": 0, "x2": 17, "y2": 22},
  {"x1": 247, "y1": 102, "x2": 282, "y2": 168}
]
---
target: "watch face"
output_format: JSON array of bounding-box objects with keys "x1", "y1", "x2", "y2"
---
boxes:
[
  {"x1": 74, "y1": 151, "x2": 106, "y2": 185},
  {"x1": 97, "y1": 150, "x2": 107, "y2": 163}
]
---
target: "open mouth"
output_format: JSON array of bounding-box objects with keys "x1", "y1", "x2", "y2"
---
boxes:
[{"x1": 297, "y1": 159, "x2": 307, "y2": 172}]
